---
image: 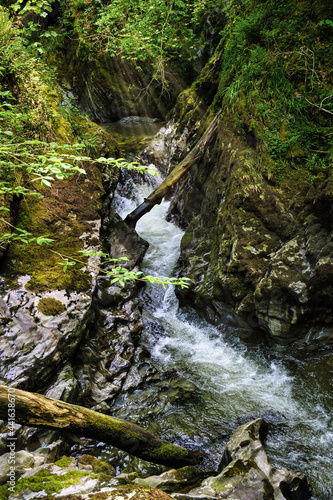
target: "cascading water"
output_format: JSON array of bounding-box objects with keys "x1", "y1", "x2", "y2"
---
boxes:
[{"x1": 110, "y1": 123, "x2": 332, "y2": 500}]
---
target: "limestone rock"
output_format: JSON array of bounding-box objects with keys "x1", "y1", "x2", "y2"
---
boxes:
[
  {"x1": 0, "y1": 450, "x2": 35, "y2": 484},
  {"x1": 172, "y1": 419, "x2": 311, "y2": 500},
  {"x1": 134, "y1": 466, "x2": 204, "y2": 493},
  {"x1": 173, "y1": 459, "x2": 273, "y2": 500},
  {"x1": 218, "y1": 419, "x2": 311, "y2": 500}
]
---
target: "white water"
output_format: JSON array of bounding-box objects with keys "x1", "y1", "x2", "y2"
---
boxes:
[{"x1": 113, "y1": 170, "x2": 333, "y2": 500}]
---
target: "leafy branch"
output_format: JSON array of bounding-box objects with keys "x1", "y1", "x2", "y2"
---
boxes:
[
  {"x1": 53, "y1": 249, "x2": 190, "y2": 289},
  {"x1": 0, "y1": 135, "x2": 157, "y2": 189},
  {"x1": 0, "y1": 218, "x2": 54, "y2": 248}
]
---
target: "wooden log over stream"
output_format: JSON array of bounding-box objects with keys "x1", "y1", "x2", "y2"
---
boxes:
[
  {"x1": 124, "y1": 112, "x2": 221, "y2": 228},
  {"x1": 0, "y1": 384, "x2": 204, "y2": 468}
]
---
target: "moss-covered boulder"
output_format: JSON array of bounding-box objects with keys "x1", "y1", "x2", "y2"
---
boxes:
[
  {"x1": 0, "y1": 457, "x2": 173, "y2": 500},
  {"x1": 174, "y1": 459, "x2": 274, "y2": 500},
  {"x1": 134, "y1": 466, "x2": 204, "y2": 493},
  {"x1": 173, "y1": 419, "x2": 311, "y2": 500}
]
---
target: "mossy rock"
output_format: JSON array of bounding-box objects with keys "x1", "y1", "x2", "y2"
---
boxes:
[
  {"x1": 54, "y1": 456, "x2": 74, "y2": 468},
  {"x1": 134, "y1": 466, "x2": 204, "y2": 494},
  {"x1": 38, "y1": 298, "x2": 66, "y2": 316},
  {"x1": 4, "y1": 160, "x2": 104, "y2": 293},
  {"x1": 77, "y1": 455, "x2": 115, "y2": 475},
  {"x1": 1, "y1": 468, "x2": 93, "y2": 498},
  {"x1": 89, "y1": 484, "x2": 173, "y2": 500}
]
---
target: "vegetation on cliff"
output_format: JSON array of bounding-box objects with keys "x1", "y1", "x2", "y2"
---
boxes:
[
  {"x1": 0, "y1": 3, "x2": 193, "y2": 291},
  {"x1": 165, "y1": 0, "x2": 333, "y2": 344},
  {"x1": 217, "y1": 0, "x2": 333, "y2": 190}
]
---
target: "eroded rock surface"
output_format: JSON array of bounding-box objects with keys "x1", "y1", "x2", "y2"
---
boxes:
[
  {"x1": 173, "y1": 419, "x2": 311, "y2": 500},
  {"x1": 0, "y1": 420, "x2": 311, "y2": 500},
  {"x1": 148, "y1": 78, "x2": 333, "y2": 347}
]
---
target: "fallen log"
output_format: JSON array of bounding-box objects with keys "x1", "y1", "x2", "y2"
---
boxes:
[
  {"x1": 124, "y1": 112, "x2": 221, "y2": 228},
  {"x1": 0, "y1": 384, "x2": 204, "y2": 468}
]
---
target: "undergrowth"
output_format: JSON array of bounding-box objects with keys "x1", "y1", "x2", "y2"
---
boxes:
[{"x1": 212, "y1": 0, "x2": 333, "y2": 186}]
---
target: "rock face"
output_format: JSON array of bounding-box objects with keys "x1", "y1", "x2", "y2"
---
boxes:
[
  {"x1": 0, "y1": 62, "x2": 151, "y2": 466},
  {"x1": 173, "y1": 419, "x2": 311, "y2": 500},
  {"x1": 0, "y1": 157, "x2": 106, "y2": 390},
  {"x1": 149, "y1": 62, "x2": 333, "y2": 347},
  {"x1": 57, "y1": 50, "x2": 188, "y2": 123}
]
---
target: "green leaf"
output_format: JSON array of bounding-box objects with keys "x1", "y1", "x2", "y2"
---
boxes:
[
  {"x1": 36, "y1": 236, "x2": 55, "y2": 245},
  {"x1": 41, "y1": 179, "x2": 51, "y2": 186}
]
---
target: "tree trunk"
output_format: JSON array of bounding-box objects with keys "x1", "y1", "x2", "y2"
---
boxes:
[
  {"x1": 124, "y1": 113, "x2": 221, "y2": 228},
  {"x1": 0, "y1": 384, "x2": 204, "y2": 468}
]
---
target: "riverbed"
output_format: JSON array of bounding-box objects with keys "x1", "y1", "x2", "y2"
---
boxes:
[{"x1": 105, "y1": 118, "x2": 333, "y2": 499}]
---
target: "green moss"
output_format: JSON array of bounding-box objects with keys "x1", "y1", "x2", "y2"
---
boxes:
[
  {"x1": 4, "y1": 159, "x2": 103, "y2": 293},
  {"x1": 76, "y1": 455, "x2": 115, "y2": 475},
  {"x1": 173, "y1": 88, "x2": 204, "y2": 136},
  {"x1": 90, "y1": 484, "x2": 171, "y2": 499},
  {"x1": 54, "y1": 456, "x2": 74, "y2": 467},
  {"x1": 15, "y1": 469, "x2": 90, "y2": 496},
  {"x1": 172, "y1": 466, "x2": 202, "y2": 482},
  {"x1": 0, "y1": 484, "x2": 8, "y2": 500},
  {"x1": 149, "y1": 443, "x2": 188, "y2": 461},
  {"x1": 88, "y1": 493, "x2": 110, "y2": 500},
  {"x1": 38, "y1": 298, "x2": 66, "y2": 316}
]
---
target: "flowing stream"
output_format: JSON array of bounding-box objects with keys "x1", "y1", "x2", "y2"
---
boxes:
[{"x1": 109, "y1": 120, "x2": 333, "y2": 500}]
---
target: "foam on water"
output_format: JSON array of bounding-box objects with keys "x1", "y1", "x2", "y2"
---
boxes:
[{"x1": 113, "y1": 168, "x2": 332, "y2": 499}]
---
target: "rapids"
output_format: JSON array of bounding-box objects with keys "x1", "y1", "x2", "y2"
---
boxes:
[{"x1": 108, "y1": 120, "x2": 332, "y2": 500}]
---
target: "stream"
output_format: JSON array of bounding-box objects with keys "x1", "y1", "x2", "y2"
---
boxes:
[{"x1": 106, "y1": 119, "x2": 332, "y2": 499}]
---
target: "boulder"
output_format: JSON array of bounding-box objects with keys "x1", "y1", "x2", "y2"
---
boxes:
[
  {"x1": 0, "y1": 450, "x2": 35, "y2": 484},
  {"x1": 173, "y1": 459, "x2": 273, "y2": 500},
  {"x1": 172, "y1": 419, "x2": 311, "y2": 500},
  {"x1": 1, "y1": 456, "x2": 173, "y2": 500},
  {"x1": 134, "y1": 466, "x2": 204, "y2": 493}
]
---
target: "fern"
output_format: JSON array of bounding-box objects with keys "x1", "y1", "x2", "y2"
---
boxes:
[{"x1": 0, "y1": 6, "x2": 13, "y2": 45}]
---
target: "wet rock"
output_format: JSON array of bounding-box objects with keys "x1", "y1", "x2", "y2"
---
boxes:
[
  {"x1": 45, "y1": 363, "x2": 79, "y2": 403},
  {"x1": 96, "y1": 280, "x2": 133, "y2": 308},
  {"x1": 143, "y1": 122, "x2": 187, "y2": 176},
  {"x1": 73, "y1": 298, "x2": 144, "y2": 407},
  {"x1": 173, "y1": 459, "x2": 273, "y2": 500},
  {"x1": 31, "y1": 440, "x2": 69, "y2": 468},
  {"x1": 0, "y1": 287, "x2": 92, "y2": 390},
  {"x1": 121, "y1": 346, "x2": 160, "y2": 392},
  {"x1": 172, "y1": 419, "x2": 310, "y2": 500},
  {"x1": 134, "y1": 466, "x2": 204, "y2": 493},
  {"x1": 105, "y1": 209, "x2": 149, "y2": 268},
  {"x1": 218, "y1": 419, "x2": 311, "y2": 500},
  {"x1": 0, "y1": 450, "x2": 35, "y2": 484}
]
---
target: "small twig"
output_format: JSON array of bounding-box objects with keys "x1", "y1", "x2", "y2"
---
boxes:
[
  {"x1": 309, "y1": 149, "x2": 330, "y2": 153},
  {"x1": 296, "y1": 94, "x2": 333, "y2": 115}
]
